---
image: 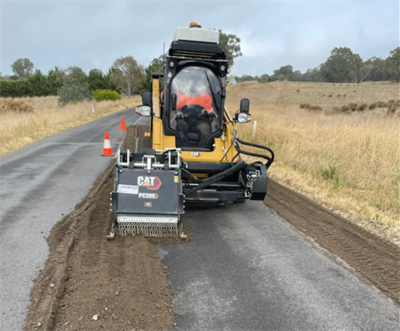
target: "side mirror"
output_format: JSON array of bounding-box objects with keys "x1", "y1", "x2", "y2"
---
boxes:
[
  {"x1": 136, "y1": 90, "x2": 152, "y2": 117},
  {"x1": 235, "y1": 98, "x2": 252, "y2": 123},
  {"x1": 137, "y1": 105, "x2": 151, "y2": 117},
  {"x1": 240, "y1": 98, "x2": 250, "y2": 113},
  {"x1": 141, "y1": 90, "x2": 152, "y2": 107}
]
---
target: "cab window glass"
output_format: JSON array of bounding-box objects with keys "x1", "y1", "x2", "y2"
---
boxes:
[{"x1": 169, "y1": 67, "x2": 221, "y2": 146}]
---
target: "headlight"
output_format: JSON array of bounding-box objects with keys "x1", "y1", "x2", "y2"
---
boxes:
[
  {"x1": 237, "y1": 112, "x2": 250, "y2": 123},
  {"x1": 140, "y1": 105, "x2": 151, "y2": 117}
]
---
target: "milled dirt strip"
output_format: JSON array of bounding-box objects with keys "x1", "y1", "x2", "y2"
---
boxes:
[
  {"x1": 265, "y1": 179, "x2": 400, "y2": 304},
  {"x1": 24, "y1": 125, "x2": 399, "y2": 330},
  {"x1": 24, "y1": 126, "x2": 178, "y2": 331}
]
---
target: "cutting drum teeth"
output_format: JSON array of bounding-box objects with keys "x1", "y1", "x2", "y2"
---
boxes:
[
  {"x1": 117, "y1": 215, "x2": 179, "y2": 237},
  {"x1": 118, "y1": 222, "x2": 179, "y2": 237}
]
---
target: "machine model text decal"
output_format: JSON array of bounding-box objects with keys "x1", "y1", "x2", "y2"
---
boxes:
[
  {"x1": 137, "y1": 176, "x2": 162, "y2": 190},
  {"x1": 138, "y1": 192, "x2": 159, "y2": 199}
]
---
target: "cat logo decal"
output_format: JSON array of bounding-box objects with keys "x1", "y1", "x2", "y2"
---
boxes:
[{"x1": 137, "y1": 176, "x2": 162, "y2": 190}]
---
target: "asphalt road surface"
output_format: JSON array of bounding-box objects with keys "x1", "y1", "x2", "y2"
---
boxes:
[
  {"x1": 0, "y1": 109, "x2": 140, "y2": 331},
  {"x1": 160, "y1": 202, "x2": 400, "y2": 330}
]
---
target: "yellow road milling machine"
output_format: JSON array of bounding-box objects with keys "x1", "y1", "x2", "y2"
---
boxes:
[{"x1": 108, "y1": 23, "x2": 274, "y2": 239}]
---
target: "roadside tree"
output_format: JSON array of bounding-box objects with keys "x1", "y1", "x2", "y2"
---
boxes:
[
  {"x1": 386, "y1": 47, "x2": 400, "y2": 82},
  {"x1": 58, "y1": 66, "x2": 91, "y2": 106},
  {"x1": 143, "y1": 56, "x2": 164, "y2": 92},
  {"x1": 11, "y1": 58, "x2": 35, "y2": 78},
  {"x1": 358, "y1": 62, "x2": 374, "y2": 83},
  {"x1": 88, "y1": 69, "x2": 112, "y2": 91},
  {"x1": 272, "y1": 65, "x2": 293, "y2": 81},
  {"x1": 258, "y1": 74, "x2": 270, "y2": 83},
  {"x1": 47, "y1": 66, "x2": 65, "y2": 95},
  {"x1": 26, "y1": 70, "x2": 49, "y2": 96},
  {"x1": 320, "y1": 47, "x2": 363, "y2": 83},
  {"x1": 110, "y1": 56, "x2": 145, "y2": 96},
  {"x1": 291, "y1": 70, "x2": 303, "y2": 81},
  {"x1": 219, "y1": 31, "x2": 242, "y2": 70}
]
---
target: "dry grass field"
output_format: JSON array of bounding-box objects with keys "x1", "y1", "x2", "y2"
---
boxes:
[
  {"x1": 226, "y1": 81, "x2": 400, "y2": 244},
  {"x1": 0, "y1": 95, "x2": 140, "y2": 156}
]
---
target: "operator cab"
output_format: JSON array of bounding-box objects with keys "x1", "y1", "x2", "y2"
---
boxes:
[
  {"x1": 136, "y1": 23, "x2": 253, "y2": 151},
  {"x1": 168, "y1": 66, "x2": 223, "y2": 149},
  {"x1": 162, "y1": 23, "x2": 228, "y2": 151}
]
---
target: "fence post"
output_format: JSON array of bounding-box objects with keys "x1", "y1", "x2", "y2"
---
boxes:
[{"x1": 252, "y1": 120, "x2": 257, "y2": 139}]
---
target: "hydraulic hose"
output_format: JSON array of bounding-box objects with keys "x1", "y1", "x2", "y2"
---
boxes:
[{"x1": 235, "y1": 138, "x2": 274, "y2": 169}]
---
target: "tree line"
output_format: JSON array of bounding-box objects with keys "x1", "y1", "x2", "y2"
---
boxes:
[
  {"x1": 1, "y1": 34, "x2": 399, "y2": 104},
  {"x1": 234, "y1": 46, "x2": 399, "y2": 84},
  {"x1": 0, "y1": 58, "x2": 145, "y2": 104}
]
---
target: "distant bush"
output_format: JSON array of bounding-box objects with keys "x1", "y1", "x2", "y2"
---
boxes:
[
  {"x1": 300, "y1": 104, "x2": 323, "y2": 111},
  {"x1": 387, "y1": 100, "x2": 399, "y2": 114},
  {"x1": 357, "y1": 103, "x2": 368, "y2": 111},
  {"x1": 319, "y1": 165, "x2": 341, "y2": 187},
  {"x1": 349, "y1": 102, "x2": 358, "y2": 111},
  {"x1": 300, "y1": 103, "x2": 311, "y2": 109},
  {"x1": 58, "y1": 84, "x2": 91, "y2": 106},
  {"x1": 91, "y1": 89, "x2": 121, "y2": 102},
  {"x1": 387, "y1": 99, "x2": 400, "y2": 108},
  {"x1": 0, "y1": 99, "x2": 34, "y2": 113},
  {"x1": 57, "y1": 66, "x2": 92, "y2": 106},
  {"x1": 309, "y1": 105, "x2": 323, "y2": 111}
]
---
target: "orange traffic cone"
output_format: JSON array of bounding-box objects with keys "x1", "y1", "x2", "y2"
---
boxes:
[
  {"x1": 120, "y1": 116, "x2": 126, "y2": 131},
  {"x1": 102, "y1": 131, "x2": 114, "y2": 156}
]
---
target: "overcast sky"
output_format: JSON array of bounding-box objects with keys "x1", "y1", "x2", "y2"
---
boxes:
[{"x1": 1, "y1": 0, "x2": 399, "y2": 77}]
